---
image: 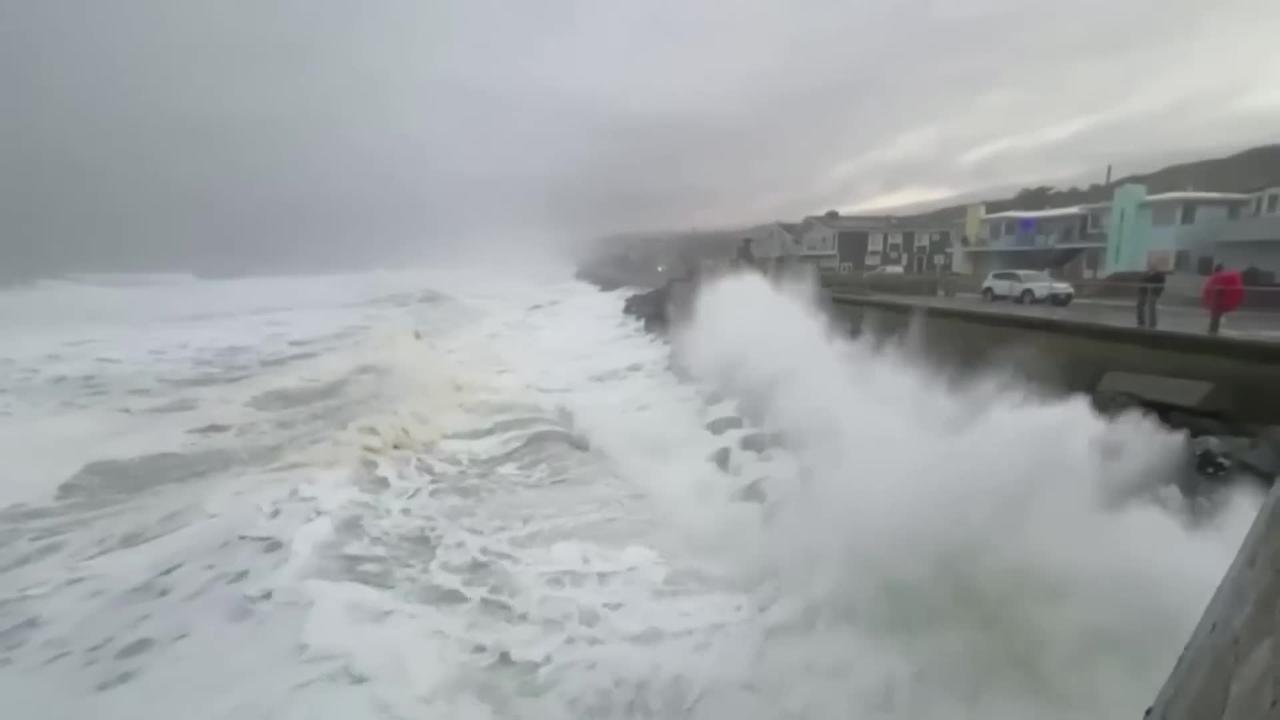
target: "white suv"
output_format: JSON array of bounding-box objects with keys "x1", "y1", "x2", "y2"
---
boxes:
[{"x1": 981, "y1": 270, "x2": 1074, "y2": 306}]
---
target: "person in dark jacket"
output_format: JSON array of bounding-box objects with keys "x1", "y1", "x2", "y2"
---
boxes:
[
  {"x1": 1136, "y1": 266, "x2": 1166, "y2": 329},
  {"x1": 736, "y1": 238, "x2": 757, "y2": 269}
]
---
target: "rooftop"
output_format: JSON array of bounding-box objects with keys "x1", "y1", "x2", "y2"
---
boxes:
[
  {"x1": 804, "y1": 214, "x2": 896, "y2": 230},
  {"x1": 1142, "y1": 191, "x2": 1251, "y2": 204},
  {"x1": 982, "y1": 207, "x2": 1087, "y2": 220}
]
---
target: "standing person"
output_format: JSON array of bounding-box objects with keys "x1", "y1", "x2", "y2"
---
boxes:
[
  {"x1": 1136, "y1": 266, "x2": 1166, "y2": 329},
  {"x1": 735, "y1": 238, "x2": 757, "y2": 270},
  {"x1": 1202, "y1": 264, "x2": 1244, "y2": 335}
]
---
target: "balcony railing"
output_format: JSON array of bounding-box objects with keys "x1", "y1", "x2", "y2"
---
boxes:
[{"x1": 981, "y1": 232, "x2": 1106, "y2": 249}]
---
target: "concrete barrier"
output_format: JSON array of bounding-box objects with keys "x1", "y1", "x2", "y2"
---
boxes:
[
  {"x1": 828, "y1": 293, "x2": 1280, "y2": 426},
  {"x1": 1144, "y1": 479, "x2": 1280, "y2": 719}
]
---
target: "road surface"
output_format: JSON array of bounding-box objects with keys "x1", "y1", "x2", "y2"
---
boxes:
[{"x1": 881, "y1": 293, "x2": 1280, "y2": 341}]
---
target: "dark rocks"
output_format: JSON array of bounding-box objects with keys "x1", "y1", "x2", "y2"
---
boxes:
[
  {"x1": 1097, "y1": 395, "x2": 1278, "y2": 491},
  {"x1": 623, "y1": 286, "x2": 671, "y2": 331},
  {"x1": 623, "y1": 279, "x2": 696, "y2": 333}
]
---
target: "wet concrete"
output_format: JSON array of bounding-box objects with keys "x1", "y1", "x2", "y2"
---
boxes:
[{"x1": 829, "y1": 294, "x2": 1280, "y2": 426}]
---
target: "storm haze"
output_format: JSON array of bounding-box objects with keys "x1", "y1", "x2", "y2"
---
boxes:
[{"x1": 5, "y1": 0, "x2": 1280, "y2": 278}]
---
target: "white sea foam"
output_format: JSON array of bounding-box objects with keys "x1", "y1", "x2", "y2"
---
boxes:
[{"x1": 0, "y1": 268, "x2": 1259, "y2": 719}]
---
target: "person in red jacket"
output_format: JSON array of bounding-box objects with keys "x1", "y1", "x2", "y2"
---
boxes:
[{"x1": 1201, "y1": 264, "x2": 1244, "y2": 334}]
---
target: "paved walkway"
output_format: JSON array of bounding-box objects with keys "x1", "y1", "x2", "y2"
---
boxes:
[{"x1": 925, "y1": 293, "x2": 1280, "y2": 341}]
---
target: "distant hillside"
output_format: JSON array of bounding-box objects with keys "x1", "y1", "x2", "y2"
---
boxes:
[{"x1": 903, "y1": 144, "x2": 1280, "y2": 224}]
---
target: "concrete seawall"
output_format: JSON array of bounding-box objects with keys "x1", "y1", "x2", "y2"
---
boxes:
[
  {"x1": 828, "y1": 293, "x2": 1280, "y2": 426},
  {"x1": 1145, "y1": 479, "x2": 1280, "y2": 719}
]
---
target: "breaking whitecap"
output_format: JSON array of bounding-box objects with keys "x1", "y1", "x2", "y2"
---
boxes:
[{"x1": 0, "y1": 268, "x2": 1259, "y2": 720}]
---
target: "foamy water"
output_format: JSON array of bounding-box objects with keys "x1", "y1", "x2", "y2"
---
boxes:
[{"x1": 0, "y1": 269, "x2": 1259, "y2": 719}]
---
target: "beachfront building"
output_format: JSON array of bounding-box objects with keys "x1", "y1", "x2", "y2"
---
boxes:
[
  {"x1": 857, "y1": 226, "x2": 956, "y2": 274},
  {"x1": 743, "y1": 222, "x2": 802, "y2": 261},
  {"x1": 794, "y1": 214, "x2": 895, "y2": 272},
  {"x1": 1214, "y1": 185, "x2": 1280, "y2": 277},
  {"x1": 963, "y1": 206, "x2": 1106, "y2": 280},
  {"x1": 780, "y1": 211, "x2": 959, "y2": 275},
  {"x1": 1105, "y1": 185, "x2": 1251, "y2": 275}
]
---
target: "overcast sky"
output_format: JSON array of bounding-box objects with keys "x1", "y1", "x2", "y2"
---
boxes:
[{"x1": 5, "y1": 0, "x2": 1280, "y2": 276}]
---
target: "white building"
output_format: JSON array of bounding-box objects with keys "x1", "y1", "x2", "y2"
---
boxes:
[
  {"x1": 743, "y1": 222, "x2": 802, "y2": 260},
  {"x1": 793, "y1": 214, "x2": 893, "y2": 271},
  {"x1": 1216, "y1": 185, "x2": 1280, "y2": 276}
]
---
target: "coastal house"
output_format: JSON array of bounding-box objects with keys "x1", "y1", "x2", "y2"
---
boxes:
[
  {"x1": 1105, "y1": 185, "x2": 1251, "y2": 275},
  {"x1": 964, "y1": 206, "x2": 1106, "y2": 280},
  {"x1": 1214, "y1": 185, "x2": 1280, "y2": 277},
  {"x1": 794, "y1": 215, "x2": 890, "y2": 271},
  {"x1": 770, "y1": 212, "x2": 959, "y2": 276},
  {"x1": 852, "y1": 224, "x2": 957, "y2": 274},
  {"x1": 743, "y1": 222, "x2": 802, "y2": 260}
]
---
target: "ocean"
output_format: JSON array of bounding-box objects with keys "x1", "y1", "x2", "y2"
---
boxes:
[{"x1": 0, "y1": 268, "x2": 1260, "y2": 719}]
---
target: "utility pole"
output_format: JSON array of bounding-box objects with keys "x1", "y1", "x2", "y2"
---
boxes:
[{"x1": 1105, "y1": 164, "x2": 1113, "y2": 186}]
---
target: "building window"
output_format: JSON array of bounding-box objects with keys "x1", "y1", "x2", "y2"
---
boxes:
[
  {"x1": 938, "y1": 231, "x2": 951, "y2": 244},
  {"x1": 1197, "y1": 255, "x2": 1215, "y2": 276},
  {"x1": 1060, "y1": 225, "x2": 1075, "y2": 244},
  {"x1": 1087, "y1": 211, "x2": 1102, "y2": 231},
  {"x1": 868, "y1": 232, "x2": 884, "y2": 251},
  {"x1": 1228, "y1": 204, "x2": 1241, "y2": 220},
  {"x1": 902, "y1": 231, "x2": 915, "y2": 247},
  {"x1": 1175, "y1": 250, "x2": 1191, "y2": 272},
  {"x1": 1003, "y1": 220, "x2": 1016, "y2": 237},
  {"x1": 1179, "y1": 203, "x2": 1197, "y2": 225},
  {"x1": 1254, "y1": 197, "x2": 1264, "y2": 216},
  {"x1": 1152, "y1": 204, "x2": 1177, "y2": 226},
  {"x1": 1268, "y1": 194, "x2": 1279, "y2": 214}
]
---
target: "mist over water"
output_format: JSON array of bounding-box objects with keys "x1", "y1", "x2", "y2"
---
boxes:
[{"x1": 0, "y1": 269, "x2": 1258, "y2": 719}]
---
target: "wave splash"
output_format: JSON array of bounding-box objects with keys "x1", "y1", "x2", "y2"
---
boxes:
[{"x1": 665, "y1": 272, "x2": 1258, "y2": 719}]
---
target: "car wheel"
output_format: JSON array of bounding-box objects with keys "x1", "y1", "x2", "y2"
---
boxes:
[
  {"x1": 981, "y1": 288, "x2": 995, "y2": 302},
  {"x1": 1057, "y1": 295, "x2": 1073, "y2": 307},
  {"x1": 1019, "y1": 289, "x2": 1035, "y2": 304}
]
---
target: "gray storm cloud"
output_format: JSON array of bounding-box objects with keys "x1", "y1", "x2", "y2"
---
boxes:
[{"x1": 4, "y1": 0, "x2": 1279, "y2": 278}]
